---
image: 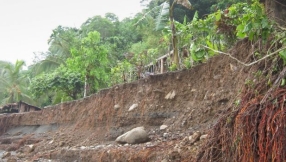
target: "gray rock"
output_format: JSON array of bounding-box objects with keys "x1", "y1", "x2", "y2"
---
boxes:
[
  {"x1": 165, "y1": 90, "x2": 176, "y2": 99},
  {"x1": 59, "y1": 141, "x2": 65, "y2": 147},
  {"x1": 200, "y1": 134, "x2": 208, "y2": 140},
  {"x1": 128, "y1": 103, "x2": 138, "y2": 111},
  {"x1": 230, "y1": 63, "x2": 238, "y2": 71},
  {"x1": 163, "y1": 133, "x2": 168, "y2": 138},
  {"x1": 94, "y1": 145, "x2": 104, "y2": 150},
  {"x1": 114, "y1": 104, "x2": 120, "y2": 110},
  {"x1": 189, "y1": 131, "x2": 201, "y2": 144},
  {"x1": 213, "y1": 74, "x2": 222, "y2": 80},
  {"x1": 115, "y1": 127, "x2": 149, "y2": 144},
  {"x1": 22, "y1": 144, "x2": 35, "y2": 153},
  {"x1": 160, "y1": 125, "x2": 168, "y2": 130}
]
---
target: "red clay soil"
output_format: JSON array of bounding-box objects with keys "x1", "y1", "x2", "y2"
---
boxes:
[{"x1": 0, "y1": 40, "x2": 273, "y2": 161}]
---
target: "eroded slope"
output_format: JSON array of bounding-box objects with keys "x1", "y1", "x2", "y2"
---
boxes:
[{"x1": 0, "y1": 42, "x2": 258, "y2": 161}]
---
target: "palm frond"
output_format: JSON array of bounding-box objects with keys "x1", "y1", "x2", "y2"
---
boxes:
[
  {"x1": 0, "y1": 60, "x2": 34, "y2": 105},
  {"x1": 20, "y1": 92, "x2": 36, "y2": 106},
  {"x1": 31, "y1": 56, "x2": 64, "y2": 75},
  {"x1": 0, "y1": 97, "x2": 10, "y2": 106}
]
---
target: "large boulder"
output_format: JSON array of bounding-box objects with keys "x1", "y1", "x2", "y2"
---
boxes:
[{"x1": 115, "y1": 127, "x2": 149, "y2": 144}]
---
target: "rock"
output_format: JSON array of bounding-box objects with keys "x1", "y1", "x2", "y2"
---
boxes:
[
  {"x1": 160, "y1": 125, "x2": 168, "y2": 130},
  {"x1": 168, "y1": 150, "x2": 181, "y2": 162},
  {"x1": 189, "y1": 131, "x2": 201, "y2": 144},
  {"x1": 22, "y1": 144, "x2": 35, "y2": 153},
  {"x1": 93, "y1": 145, "x2": 103, "y2": 150},
  {"x1": 28, "y1": 144, "x2": 35, "y2": 152},
  {"x1": 115, "y1": 127, "x2": 149, "y2": 144},
  {"x1": 7, "y1": 158, "x2": 17, "y2": 162},
  {"x1": 49, "y1": 140, "x2": 54, "y2": 144},
  {"x1": 180, "y1": 137, "x2": 189, "y2": 145},
  {"x1": 200, "y1": 134, "x2": 208, "y2": 140},
  {"x1": 213, "y1": 74, "x2": 222, "y2": 80},
  {"x1": 161, "y1": 159, "x2": 168, "y2": 162},
  {"x1": 181, "y1": 120, "x2": 187, "y2": 127},
  {"x1": 128, "y1": 103, "x2": 138, "y2": 111},
  {"x1": 22, "y1": 145, "x2": 35, "y2": 154},
  {"x1": 114, "y1": 104, "x2": 120, "y2": 110},
  {"x1": 2, "y1": 151, "x2": 11, "y2": 159},
  {"x1": 59, "y1": 141, "x2": 65, "y2": 147},
  {"x1": 163, "y1": 133, "x2": 168, "y2": 138},
  {"x1": 165, "y1": 90, "x2": 176, "y2": 99},
  {"x1": 230, "y1": 63, "x2": 237, "y2": 71}
]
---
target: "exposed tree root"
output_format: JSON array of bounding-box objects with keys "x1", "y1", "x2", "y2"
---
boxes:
[{"x1": 197, "y1": 85, "x2": 286, "y2": 162}]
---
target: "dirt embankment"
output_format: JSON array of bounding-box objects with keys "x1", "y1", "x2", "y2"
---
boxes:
[{"x1": 0, "y1": 40, "x2": 259, "y2": 161}]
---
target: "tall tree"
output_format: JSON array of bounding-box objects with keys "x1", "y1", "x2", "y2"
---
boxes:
[
  {"x1": 48, "y1": 26, "x2": 79, "y2": 60},
  {"x1": 31, "y1": 26, "x2": 80, "y2": 76},
  {"x1": 67, "y1": 31, "x2": 110, "y2": 97},
  {"x1": 80, "y1": 15, "x2": 116, "y2": 39},
  {"x1": 0, "y1": 60, "x2": 33, "y2": 105}
]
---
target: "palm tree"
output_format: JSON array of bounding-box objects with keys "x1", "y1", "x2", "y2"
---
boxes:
[
  {"x1": 30, "y1": 52, "x2": 65, "y2": 75},
  {"x1": 0, "y1": 60, "x2": 33, "y2": 105},
  {"x1": 30, "y1": 26, "x2": 79, "y2": 76}
]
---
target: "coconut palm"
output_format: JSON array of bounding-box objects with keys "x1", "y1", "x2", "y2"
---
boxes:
[
  {"x1": 30, "y1": 26, "x2": 79, "y2": 76},
  {"x1": 0, "y1": 60, "x2": 34, "y2": 106}
]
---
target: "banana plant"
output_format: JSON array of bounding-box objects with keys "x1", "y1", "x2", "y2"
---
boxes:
[
  {"x1": 135, "y1": 0, "x2": 192, "y2": 69},
  {"x1": 154, "y1": 0, "x2": 192, "y2": 69},
  {"x1": 169, "y1": 0, "x2": 192, "y2": 69}
]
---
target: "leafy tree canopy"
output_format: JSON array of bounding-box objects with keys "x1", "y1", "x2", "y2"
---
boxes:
[
  {"x1": 67, "y1": 31, "x2": 110, "y2": 94},
  {"x1": 30, "y1": 65, "x2": 84, "y2": 106}
]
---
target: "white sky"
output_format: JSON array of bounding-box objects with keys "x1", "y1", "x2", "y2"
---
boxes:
[{"x1": 0, "y1": 0, "x2": 146, "y2": 66}]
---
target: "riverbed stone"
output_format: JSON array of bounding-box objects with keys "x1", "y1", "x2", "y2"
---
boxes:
[{"x1": 115, "y1": 127, "x2": 149, "y2": 144}]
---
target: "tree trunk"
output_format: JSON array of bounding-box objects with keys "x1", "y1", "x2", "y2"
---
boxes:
[
  {"x1": 84, "y1": 75, "x2": 87, "y2": 97},
  {"x1": 170, "y1": 0, "x2": 180, "y2": 70}
]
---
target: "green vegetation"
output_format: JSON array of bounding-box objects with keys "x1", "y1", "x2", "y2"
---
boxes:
[
  {"x1": 0, "y1": 60, "x2": 33, "y2": 105},
  {"x1": 30, "y1": 66, "x2": 84, "y2": 106},
  {"x1": 1, "y1": 0, "x2": 285, "y2": 107}
]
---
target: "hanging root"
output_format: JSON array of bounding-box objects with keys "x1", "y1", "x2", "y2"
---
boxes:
[{"x1": 197, "y1": 86, "x2": 286, "y2": 162}]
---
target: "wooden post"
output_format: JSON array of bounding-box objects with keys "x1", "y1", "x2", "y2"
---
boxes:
[{"x1": 160, "y1": 58, "x2": 164, "y2": 73}]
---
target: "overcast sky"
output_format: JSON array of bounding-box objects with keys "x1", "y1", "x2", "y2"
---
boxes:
[{"x1": 0, "y1": 0, "x2": 146, "y2": 66}]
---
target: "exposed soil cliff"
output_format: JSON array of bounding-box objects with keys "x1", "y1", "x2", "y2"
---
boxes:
[{"x1": 0, "y1": 40, "x2": 271, "y2": 161}]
